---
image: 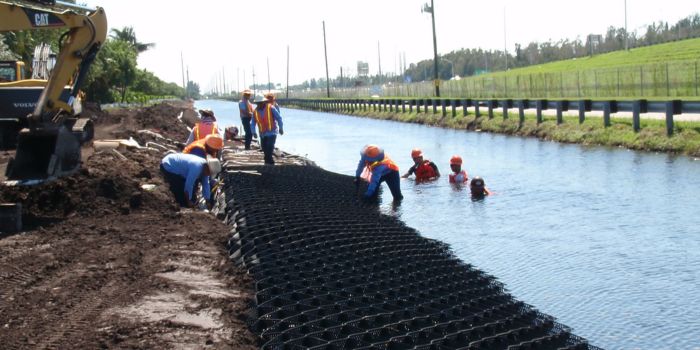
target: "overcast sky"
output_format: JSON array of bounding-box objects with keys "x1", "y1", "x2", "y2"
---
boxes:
[{"x1": 92, "y1": 0, "x2": 698, "y2": 92}]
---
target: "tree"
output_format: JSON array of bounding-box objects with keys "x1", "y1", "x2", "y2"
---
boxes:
[
  {"x1": 0, "y1": 34, "x2": 18, "y2": 60},
  {"x1": 110, "y1": 26, "x2": 155, "y2": 55}
]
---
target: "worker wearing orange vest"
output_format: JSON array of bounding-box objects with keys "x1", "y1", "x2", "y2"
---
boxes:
[
  {"x1": 448, "y1": 155, "x2": 468, "y2": 184},
  {"x1": 251, "y1": 97, "x2": 283, "y2": 165},
  {"x1": 355, "y1": 144, "x2": 403, "y2": 201},
  {"x1": 239, "y1": 90, "x2": 254, "y2": 149},
  {"x1": 183, "y1": 134, "x2": 224, "y2": 159},
  {"x1": 186, "y1": 109, "x2": 220, "y2": 145},
  {"x1": 402, "y1": 148, "x2": 440, "y2": 182}
]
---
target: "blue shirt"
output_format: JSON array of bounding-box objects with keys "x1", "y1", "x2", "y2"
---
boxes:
[
  {"x1": 355, "y1": 151, "x2": 394, "y2": 197},
  {"x1": 239, "y1": 99, "x2": 253, "y2": 119},
  {"x1": 161, "y1": 153, "x2": 211, "y2": 201},
  {"x1": 251, "y1": 104, "x2": 283, "y2": 137}
]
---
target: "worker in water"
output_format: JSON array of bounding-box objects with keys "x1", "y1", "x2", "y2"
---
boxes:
[
  {"x1": 470, "y1": 176, "x2": 492, "y2": 199},
  {"x1": 186, "y1": 109, "x2": 220, "y2": 145},
  {"x1": 160, "y1": 153, "x2": 221, "y2": 209},
  {"x1": 448, "y1": 155, "x2": 468, "y2": 184},
  {"x1": 355, "y1": 144, "x2": 403, "y2": 201},
  {"x1": 265, "y1": 92, "x2": 280, "y2": 112},
  {"x1": 183, "y1": 134, "x2": 224, "y2": 159},
  {"x1": 401, "y1": 148, "x2": 440, "y2": 181},
  {"x1": 239, "y1": 90, "x2": 255, "y2": 150},
  {"x1": 251, "y1": 96, "x2": 284, "y2": 165}
]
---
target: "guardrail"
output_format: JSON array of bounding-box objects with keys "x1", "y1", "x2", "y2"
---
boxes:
[{"x1": 281, "y1": 98, "x2": 700, "y2": 136}]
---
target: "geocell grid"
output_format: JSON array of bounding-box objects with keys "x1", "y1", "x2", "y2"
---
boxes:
[{"x1": 223, "y1": 165, "x2": 599, "y2": 350}]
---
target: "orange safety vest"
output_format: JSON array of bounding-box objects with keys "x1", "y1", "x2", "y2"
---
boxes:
[
  {"x1": 193, "y1": 122, "x2": 218, "y2": 141},
  {"x1": 182, "y1": 138, "x2": 212, "y2": 157},
  {"x1": 414, "y1": 160, "x2": 437, "y2": 180},
  {"x1": 253, "y1": 104, "x2": 276, "y2": 134},
  {"x1": 449, "y1": 170, "x2": 468, "y2": 184},
  {"x1": 368, "y1": 157, "x2": 399, "y2": 172}
]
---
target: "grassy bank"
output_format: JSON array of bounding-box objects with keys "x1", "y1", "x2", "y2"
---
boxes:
[{"x1": 290, "y1": 105, "x2": 700, "y2": 157}]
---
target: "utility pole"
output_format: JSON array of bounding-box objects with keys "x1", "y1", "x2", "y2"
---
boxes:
[
  {"x1": 504, "y1": 7, "x2": 508, "y2": 70},
  {"x1": 323, "y1": 21, "x2": 331, "y2": 98},
  {"x1": 186, "y1": 66, "x2": 189, "y2": 98},
  {"x1": 286, "y1": 45, "x2": 290, "y2": 98},
  {"x1": 422, "y1": 0, "x2": 440, "y2": 97},
  {"x1": 222, "y1": 67, "x2": 226, "y2": 96},
  {"x1": 266, "y1": 57, "x2": 271, "y2": 93},
  {"x1": 624, "y1": 0, "x2": 629, "y2": 51},
  {"x1": 243, "y1": 69, "x2": 246, "y2": 92},
  {"x1": 237, "y1": 67, "x2": 240, "y2": 93},
  {"x1": 377, "y1": 41, "x2": 382, "y2": 84},
  {"x1": 180, "y1": 52, "x2": 185, "y2": 92},
  {"x1": 252, "y1": 66, "x2": 256, "y2": 97}
]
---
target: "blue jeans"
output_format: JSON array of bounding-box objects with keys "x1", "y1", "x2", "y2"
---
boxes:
[
  {"x1": 241, "y1": 117, "x2": 253, "y2": 149},
  {"x1": 367, "y1": 170, "x2": 403, "y2": 201},
  {"x1": 261, "y1": 134, "x2": 277, "y2": 165}
]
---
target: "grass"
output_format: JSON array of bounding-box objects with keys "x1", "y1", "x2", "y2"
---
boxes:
[{"x1": 289, "y1": 103, "x2": 700, "y2": 157}]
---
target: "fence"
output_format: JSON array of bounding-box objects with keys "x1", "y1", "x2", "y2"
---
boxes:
[
  {"x1": 290, "y1": 60, "x2": 700, "y2": 100},
  {"x1": 281, "y1": 98, "x2": 700, "y2": 136}
]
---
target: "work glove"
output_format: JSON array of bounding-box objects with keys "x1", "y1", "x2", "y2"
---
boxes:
[{"x1": 279, "y1": 128, "x2": 284, "y2": 135}]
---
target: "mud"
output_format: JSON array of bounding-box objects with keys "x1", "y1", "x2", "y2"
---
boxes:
[{"x1": 0, "y1": 100, "x2": 259, "y2": 349}]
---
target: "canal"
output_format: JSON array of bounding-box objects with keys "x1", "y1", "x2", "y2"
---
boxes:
[{"x1": 196, "y1": 99, "x2": 700, "y2": 349}]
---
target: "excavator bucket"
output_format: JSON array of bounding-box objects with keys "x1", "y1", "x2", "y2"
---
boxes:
[{"x1": 5, "y1": 125, "x2": 81, "y2": 181}]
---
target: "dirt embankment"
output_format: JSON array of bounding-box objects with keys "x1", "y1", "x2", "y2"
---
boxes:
[{"x1": 0, "y1": 100, "x2": 258, "y2": 349}]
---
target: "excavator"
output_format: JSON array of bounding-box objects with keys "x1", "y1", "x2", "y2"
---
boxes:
[{"x1": 0, "y1": 0, "x2": 107, "y2": 181}]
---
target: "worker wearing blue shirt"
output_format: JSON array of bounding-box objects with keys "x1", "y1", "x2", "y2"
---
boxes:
[
  {"x1": 252, "y1": 98, "x2": 284, "y2": 165},
  {"x1": 354, "y1": 144, "x2": 403, "y2": 201},
  {"x1": 160, "y1": 153, "x2": 221, "y2": 209},
  {"x1": 239, "y1": 90, "x2": 254, "y2": 149}
]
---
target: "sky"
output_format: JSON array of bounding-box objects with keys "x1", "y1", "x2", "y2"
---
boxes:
[{"x1": 90, "y1": 0, "x2": 699, "y2": 92}]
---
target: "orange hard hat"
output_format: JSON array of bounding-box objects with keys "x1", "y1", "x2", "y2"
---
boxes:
[
  {"x1": 204, "y1": 134, "x2": 224, "y2": 150},
  {"x1": 411, "y1": 148, "x2": 423, "y2": 158},
  {"x1": 363, "y1": 144, "x2": 381, "y2": 158},
  {"x1": 450, "y1": 155, "x2": 463, "y2": 165}
]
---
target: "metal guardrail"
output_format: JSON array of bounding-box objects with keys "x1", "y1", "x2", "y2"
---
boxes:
[{"x1": 282, "y1": 98, "x2": 700, "y2": 136}]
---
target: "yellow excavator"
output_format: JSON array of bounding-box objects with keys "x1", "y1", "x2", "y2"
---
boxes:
[{"x1": 0, "y1": 0, "x2": 107, "y2": 181}]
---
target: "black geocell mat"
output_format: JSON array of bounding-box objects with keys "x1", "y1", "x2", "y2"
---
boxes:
[{"x1": 223, "y1": 165, "x2": 601, "y2": 350}]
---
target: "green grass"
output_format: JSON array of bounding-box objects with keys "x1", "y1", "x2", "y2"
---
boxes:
[
  {"x1": 289, "y1": 104, "x2": 700, "y2": 156},
  {"x1": 438, "y1": 39, "x2": 700, "y2": 99}
]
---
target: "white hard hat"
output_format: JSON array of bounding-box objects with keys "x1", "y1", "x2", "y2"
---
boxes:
[{"x1": 207, "y1": 157, "x2": 221, "y2": 177}]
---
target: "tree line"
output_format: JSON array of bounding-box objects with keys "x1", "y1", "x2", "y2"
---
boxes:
[
  {"x1": 288, "y1": 12, "x2": 700, "y2": 90},
  {"x1": 1, "y1": 22, "x2": 198, "y2": 103}
]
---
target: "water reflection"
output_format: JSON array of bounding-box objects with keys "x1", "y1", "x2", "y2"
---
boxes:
[{"x1": 195, "y1": 100, "x2": 700, "y2": 349}]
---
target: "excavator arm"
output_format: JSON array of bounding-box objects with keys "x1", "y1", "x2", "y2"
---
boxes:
[{"x1": 0, "y1": 0, "x2": 107, "y2": 181}]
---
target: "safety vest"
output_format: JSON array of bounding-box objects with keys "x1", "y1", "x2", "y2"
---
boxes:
[
  {"x1": 182, "y1": 139, "x2": 210, "y2": 158},
  {"x1": 368, "y1": 157, "x2": 399, "y2": 172},
  {"x1": 254, "y1": 104, "x2": 276, "y2": 134},
  {"x1": 239, "y1": 99, "x2": 253, "y2": 118},
  {"x1": 193, "y1": 122, "x2": 218, "y2": 141},
  {"x1": 449, "y1": 170, "x2": 468, "y2": 184},
  {"x1": 414, "y1": 160, "x2": 437, "y2": 180}
]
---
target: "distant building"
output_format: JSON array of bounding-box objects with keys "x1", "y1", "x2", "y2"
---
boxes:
[{"x1": 357, "y1": 61, "x2": 369, "y2": 78}]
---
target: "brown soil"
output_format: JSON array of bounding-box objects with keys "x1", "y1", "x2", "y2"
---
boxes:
[{"x1": 0, "y1": 100, "x2": 259, "y2": 349}]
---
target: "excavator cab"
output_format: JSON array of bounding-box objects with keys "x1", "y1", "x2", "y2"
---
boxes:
[{"x1": 0, "y1": 0, "x2": 107, "y2": 181}]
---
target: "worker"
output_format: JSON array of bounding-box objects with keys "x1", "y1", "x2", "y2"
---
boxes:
[
  {"x1": 239, "y1": 90, "x2": 255, "y2": 150},
  {"x1": 401, "y1": 148, "x2": 440, "y2": 181},
  {"x1": 251, "y1": 97, "x2": 284, "y2": 165},
  {"x1": 160, "y1": 153, "x2": 221, "y2": 209},
  {"x1": 183, "y1": 134, "x2": 224, "y2": 159},
  {"x1": 355, "y1": 144, "x2": 403, "y2": 201},
  {"x1": 448, "y1": 155, "x2": 468, "y2": 184},
  {"x1": 265, "y1": 92, "x2": 280, "y2": 112},
  {"x1": 470, "y1": 176, "x2": 492, "y2": 199},
  {"x1": 186, "y1": 109, "x2": 220, "y2": 145},
  {"x1": 224, "y1": 126, "x2": 239, "y2": 141}
]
